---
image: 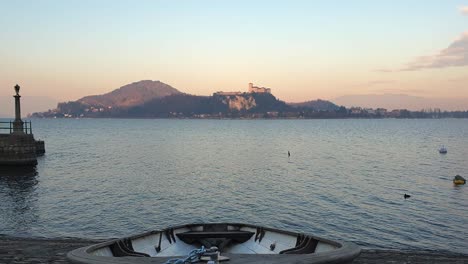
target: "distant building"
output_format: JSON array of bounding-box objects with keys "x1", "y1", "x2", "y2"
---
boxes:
[
  {"x1": 213, "y1": 91, "x2": 243, "y2": 96},
  {"x1": 350, "y1": 107, "x2": 363, "y2": 114},
  {"x1": 376, "y1": 108, "x2": 387, "y2": 116},
  {"x1": 213, "y1": 83, "x2": 272, "y2": 96},
  {"x1": 248, "y1": 83, "x2": 271, "y2": 94},
  {"x1": 266, "y1": 111, "x2": 279, "y2": 117},
  {"x1": 388, "y1": 109, "x2": 401, "y2": 117}
]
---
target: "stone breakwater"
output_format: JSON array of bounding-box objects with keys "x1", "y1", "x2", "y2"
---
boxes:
[
  {"x1": 0, "y1": 134, "x2": 38, "y2": 165},
  {"x1": 0, "y1": 236, "x2": 467, "y2": 264}
]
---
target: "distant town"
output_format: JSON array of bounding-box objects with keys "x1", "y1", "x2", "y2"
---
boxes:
[{"x1": 30, "y1": 80, "x2": 468, "y2": 119}]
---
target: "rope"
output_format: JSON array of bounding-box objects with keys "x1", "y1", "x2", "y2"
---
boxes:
[{"x1": 163, "y1": 246, "x2": 206, "y2": 264}]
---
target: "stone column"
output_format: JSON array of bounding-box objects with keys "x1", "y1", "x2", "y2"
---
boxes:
[{"x1": 13, "y1": 84, "x2": 24, "y2": 134}]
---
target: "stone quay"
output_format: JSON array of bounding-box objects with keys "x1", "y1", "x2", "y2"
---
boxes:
[{"x1": 0, "y1": 84, "x2": 45, "y2": 166}]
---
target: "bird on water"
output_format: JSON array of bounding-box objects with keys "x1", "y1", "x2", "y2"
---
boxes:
[
  {"x1": 404, "y1": 194, "x2": 411, "y2": 199},
  {"x1": 288, "y1": 151, "x2": 290, "y2": 157}
]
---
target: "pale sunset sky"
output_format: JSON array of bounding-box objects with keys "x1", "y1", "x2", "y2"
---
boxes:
[{"x1": 1, "y1": 0, "x2": 467, "y2": 107}]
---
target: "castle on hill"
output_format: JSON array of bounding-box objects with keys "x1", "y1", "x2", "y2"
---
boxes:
[
  {"x1": 214, "y1": 83, "x2": 272, "y2": 96},
  {"x1": 248, "y1": 83, "x2": 271, "y2": 93}
]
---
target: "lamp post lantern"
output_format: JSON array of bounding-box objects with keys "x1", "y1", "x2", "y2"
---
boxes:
[
  {"x1": 13, "y1": 84, "x2": 24, "y2": 133},
  {"x1": 14, "y1": 84, "x2": 20, "y2": 96}
]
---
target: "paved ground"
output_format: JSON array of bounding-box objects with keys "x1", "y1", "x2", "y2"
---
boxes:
[{"x1": 0, "y1": 236, "x2": 467, "y2": 263}]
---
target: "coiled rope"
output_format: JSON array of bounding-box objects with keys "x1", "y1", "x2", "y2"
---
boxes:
[{"x1": 163, "y1": 246, "x2": 206, "y2": 264}]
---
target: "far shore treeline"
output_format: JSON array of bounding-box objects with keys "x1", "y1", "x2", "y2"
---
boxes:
[{"x1": 30, "y1": 80, "x2": 468, "y2": 119}]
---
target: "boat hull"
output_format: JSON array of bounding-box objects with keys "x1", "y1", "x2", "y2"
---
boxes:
[{"x1": 67, "y1": 223, "x2": 361, "y2": 264}]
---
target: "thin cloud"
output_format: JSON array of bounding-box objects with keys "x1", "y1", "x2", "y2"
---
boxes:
[
  {"x1": 400, "y1": 32, "x2": 468, "y2": 71},
  {"x1": 460, "y1": 6, "x2": 468, "y2": 15}
]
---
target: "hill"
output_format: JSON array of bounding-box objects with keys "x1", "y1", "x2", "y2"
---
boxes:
[
  {"x1": 77, "y1": 80, "x2": 181, "y2": 108},
  {"x1": 31, "y1": 80, "x2": 358, "y2": 118},
  {"x1": 288, "y1": 99, "x2": 340, "y2": 111},
  {"x1": 31, "y1": 81, "x2": 297, "y2": 118},
  {"x1": 107, "y1": 92, "x2": 292, "y2": 118}
]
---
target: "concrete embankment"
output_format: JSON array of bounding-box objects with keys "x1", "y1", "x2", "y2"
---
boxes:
[{"x1": 0, "y1": 236, "x2": 467, "y2": 264}]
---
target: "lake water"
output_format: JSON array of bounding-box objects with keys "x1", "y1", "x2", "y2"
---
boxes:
[{"x1": 0, "y1": 118, "x2": 467, "y2": 253}]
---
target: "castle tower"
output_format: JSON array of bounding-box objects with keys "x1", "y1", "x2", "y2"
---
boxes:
[{"x1": 248, "y1": 83, "x2": 253, "y2": 93}]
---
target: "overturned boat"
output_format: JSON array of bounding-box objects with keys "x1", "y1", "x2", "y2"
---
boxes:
[{"x1": 67, "y1": 223, "x2": 361, "y2": 264}]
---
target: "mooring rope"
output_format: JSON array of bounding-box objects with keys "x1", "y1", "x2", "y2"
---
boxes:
[{"x1": 163, "y1": 246, "x2": 206, "y2": 264}]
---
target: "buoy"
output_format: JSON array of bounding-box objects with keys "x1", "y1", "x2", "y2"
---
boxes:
[
  {"x1": 439, "y1": 146, "x2": 447, "y2": 154},
  {"x1": 453, "y1": 175, "x2": 466, "y2": 185},
  {"x1": 404, "y1": 194, "x2": 411, "y2": 199}
]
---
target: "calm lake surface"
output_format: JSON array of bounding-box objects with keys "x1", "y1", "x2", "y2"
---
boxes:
[{"x1": 0, "y1": 119, "x2": 467, "y2": 253}]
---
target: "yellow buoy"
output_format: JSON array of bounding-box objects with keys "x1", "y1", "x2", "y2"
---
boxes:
[{"x1": 453, "y1": 175, "x2": 466, "y2": 185}]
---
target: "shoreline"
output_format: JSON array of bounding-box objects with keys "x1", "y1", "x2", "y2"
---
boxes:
[
  {"x1": 1, "y1": 235, "x2": 467, "y2": 263},
  {"x1": 26, "y1": 116, "x2": 468, "y2": 120}
]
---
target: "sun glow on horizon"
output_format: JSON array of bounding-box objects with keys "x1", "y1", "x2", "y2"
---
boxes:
[{"x1": 0, "y1": 0, "x2": 467, "y2": 110}]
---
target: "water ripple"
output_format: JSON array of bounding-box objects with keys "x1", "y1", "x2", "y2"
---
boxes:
[{"x1": 0, "y1": 119, "x2": 467, "y2": 253}]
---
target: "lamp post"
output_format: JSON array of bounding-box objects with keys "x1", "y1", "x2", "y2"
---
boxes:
[{"x1": 13, "y1": 84, "x2": 24, "y2": 133}]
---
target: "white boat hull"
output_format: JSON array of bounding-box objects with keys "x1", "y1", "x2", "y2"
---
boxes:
[{"x1": 68, "y1": 223, "x2": 361, "y2": 264}]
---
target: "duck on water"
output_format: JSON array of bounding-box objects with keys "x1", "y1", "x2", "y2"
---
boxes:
[{"x1": 67, "y1": 223, "x2": 361, "y2": 264}]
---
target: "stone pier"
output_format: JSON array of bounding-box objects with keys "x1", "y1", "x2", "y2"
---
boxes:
[
  {"x1": 0, "y1": 84, "x2": 45, "y2": 166},
  {"x1": 0, "y1": 134, "x2": 38, "y2": 165}
]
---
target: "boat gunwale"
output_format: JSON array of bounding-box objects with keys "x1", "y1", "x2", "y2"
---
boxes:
[{"x1": 67, "y1": 223, "x2": 361, "y2": 264}]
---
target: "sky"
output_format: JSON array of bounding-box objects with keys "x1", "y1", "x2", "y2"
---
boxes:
[{"x1": 1, "y1": 0, "x2": 467, "y2": 107}]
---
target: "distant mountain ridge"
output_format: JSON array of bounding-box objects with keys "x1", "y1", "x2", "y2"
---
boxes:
[
  {"x1": 31, "y1": 80, "x2": 341, "y2": 118},
  {"x1": 289, "y1": 99, "x2": 340, "y2": 111},
  {"x1": 334, "y1": 94, "x2": 468, "y2": 111},
  {"x1": 78, "y1": 80, "x2": 181, "y2": 108}
]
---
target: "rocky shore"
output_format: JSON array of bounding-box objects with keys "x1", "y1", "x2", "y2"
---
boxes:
[{"x1": 0, "y1": 236, "x2": 467, "y2": 264}]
